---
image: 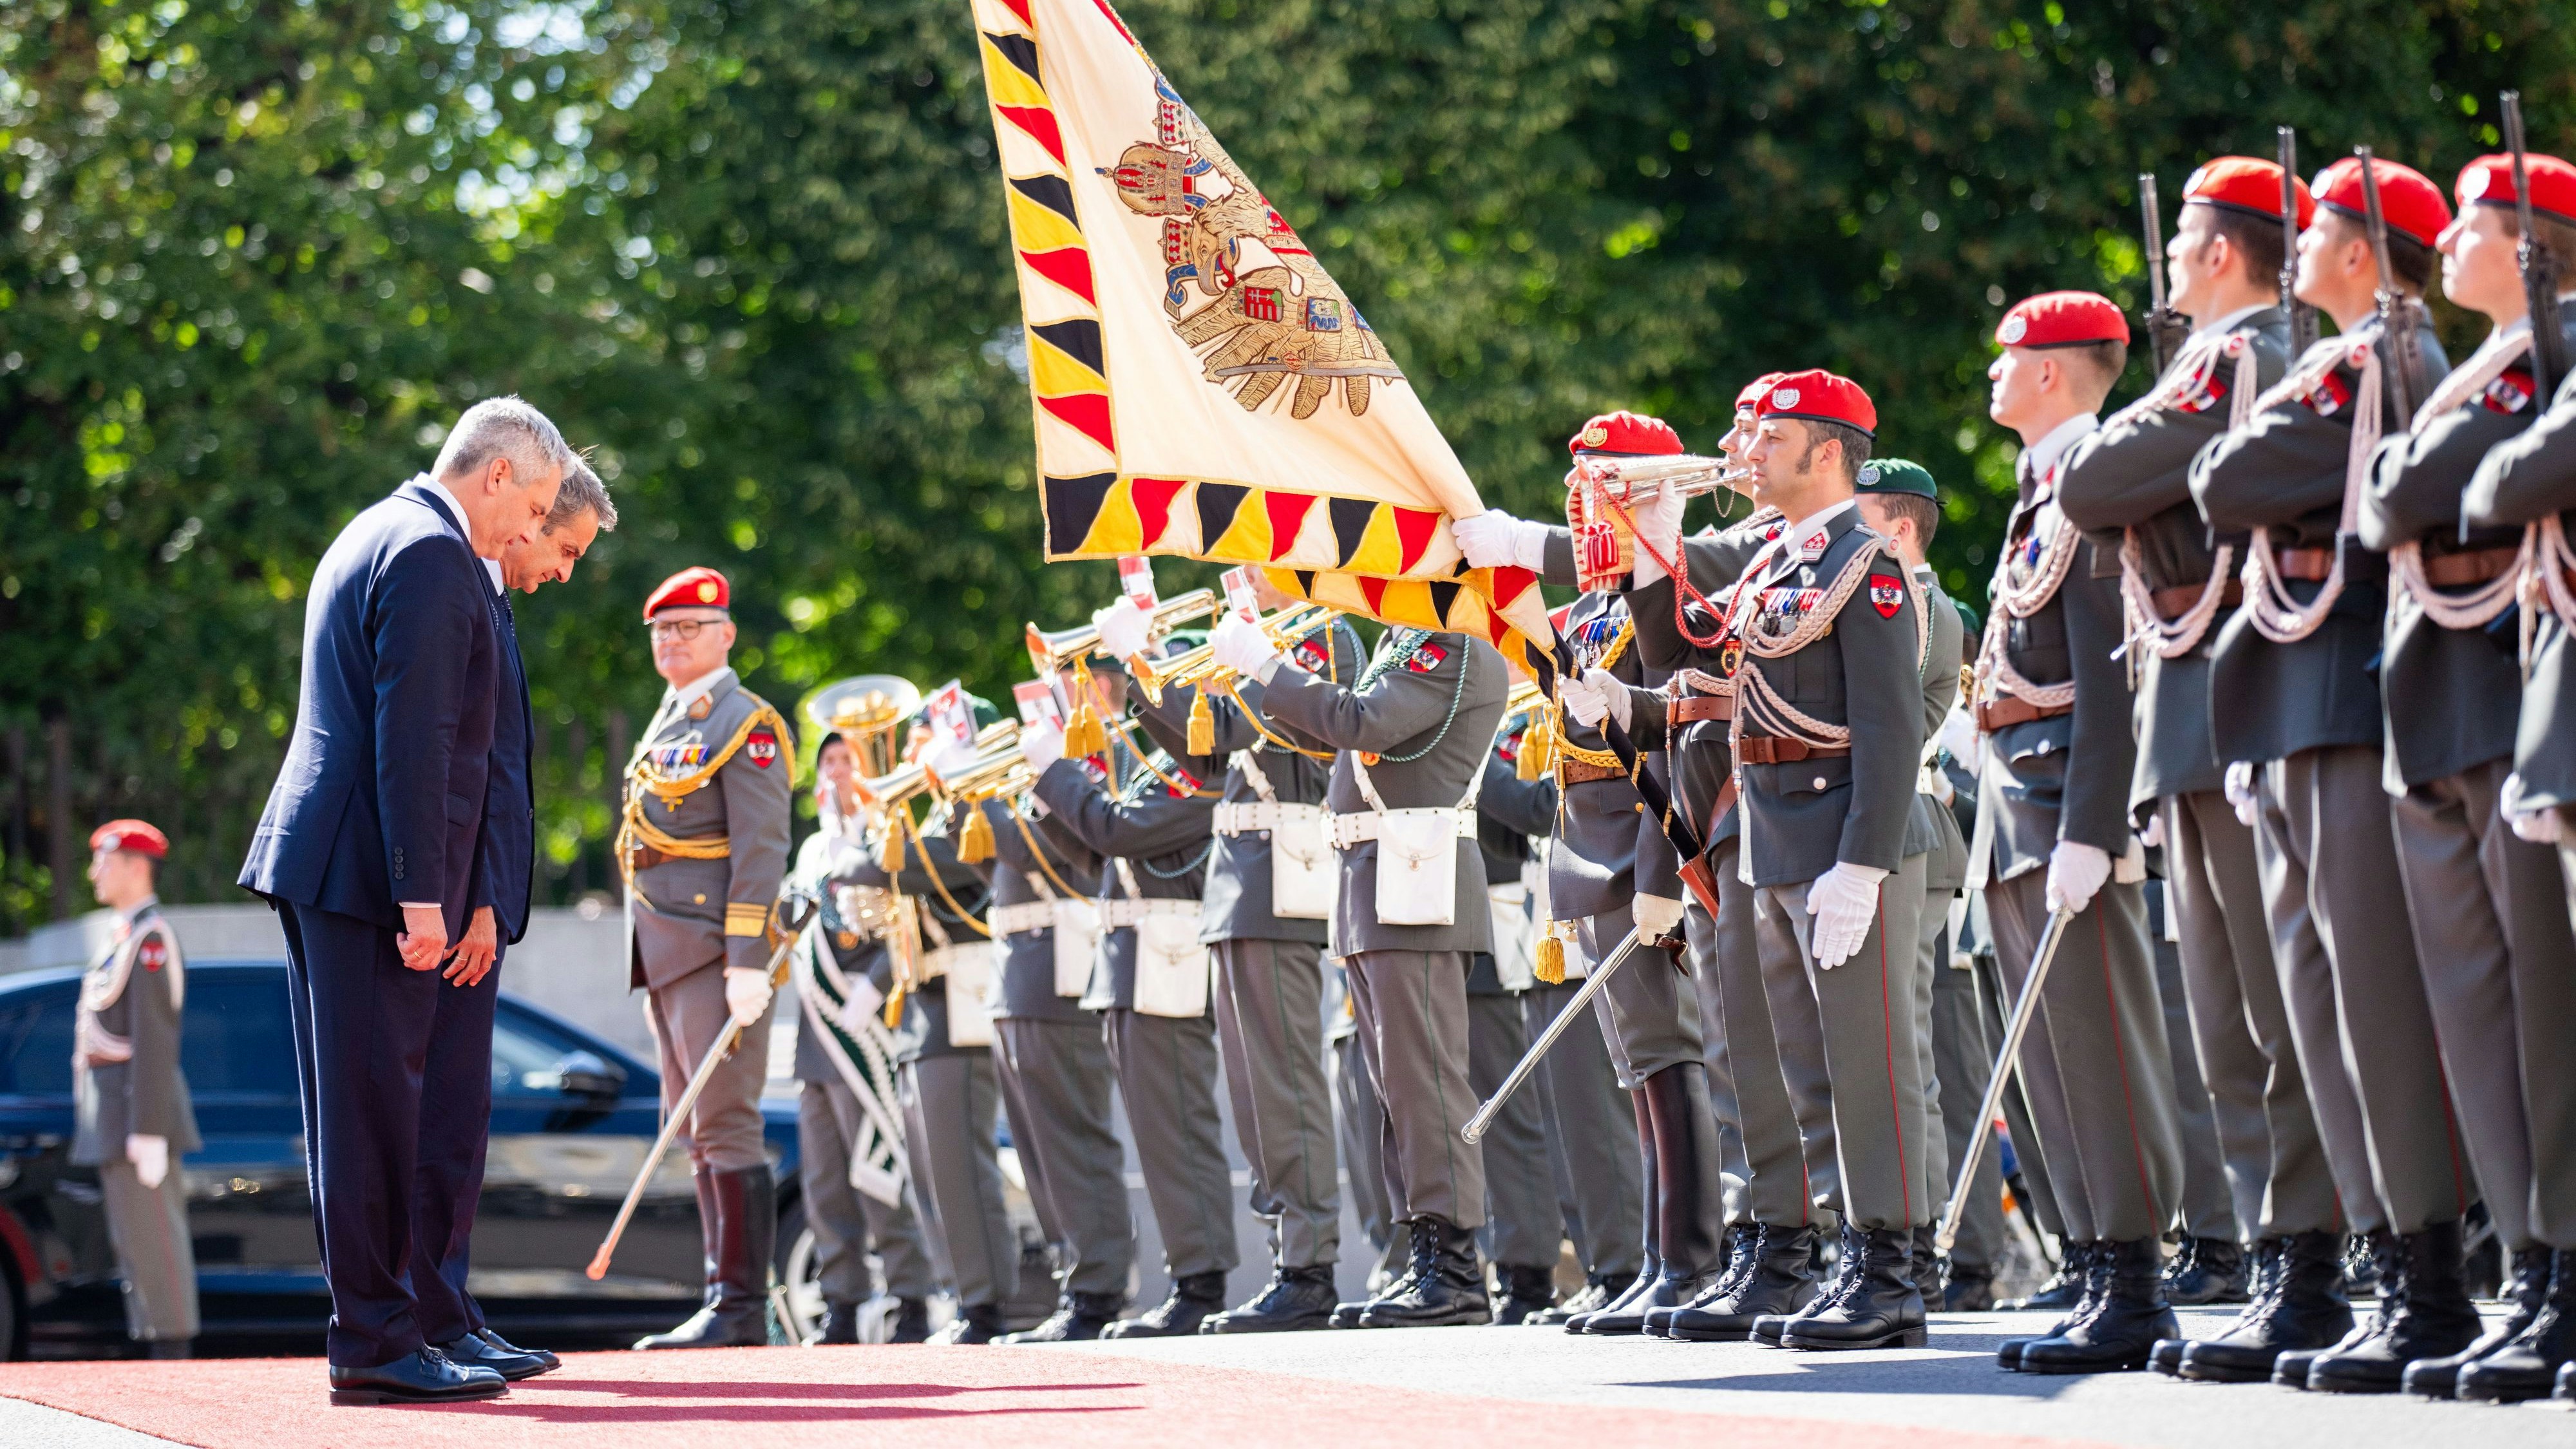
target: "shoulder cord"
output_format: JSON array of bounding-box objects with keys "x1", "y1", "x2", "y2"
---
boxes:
[
  {"x1": 899, "y1": 811, "x2": 992, "y2": 938},
  {"x1": 1007, "y1": 803, "x2": 1086, "y2": 900},
  {"x1": 1138, "y1": 838, "x2": 1217, "y2": 879},
  {"x1": 1606, "y1": 493, "x2": 1758, "y2": 649},
  {"x1": 616, "y1": 701, "x2": 794, "y2": 905},
  {"x1": 1973, "y1": 475, "x2": 2085, "y2": 712},
  {"x1": 2242, "y1": 339, "x2": 2383, "y2": 643},
  {"x1": 2113, "y1": 343, "x2": 2262, "y2": 664},
  {"x1": 1110, "y1": 719, "x2": 1220, "y2": 797},
  {"x1": 2381, "y1": 332, "x2": 2541, "y2": 634},
  {"x1": 1727, "y1": 538, "x2": 1908, "y2": 755},
  {"x1": 1218, "y1": 678, "x2": 1336, "y2": 761},
  {"x1": 2522, "y1": 515, "x2": 2576, "y2": 665},
  {"x1": 1348, "y1": 629, "x2": 1470, "y2": 765}
]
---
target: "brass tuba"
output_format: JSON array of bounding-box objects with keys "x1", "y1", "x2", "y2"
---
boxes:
[{"x1": 804, "y1": 674, "x2": 922, "y2": 779}]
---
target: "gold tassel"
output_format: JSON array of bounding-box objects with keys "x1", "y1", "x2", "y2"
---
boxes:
[
  {"x1": 957, "y1": 804, "x2": 995, "y2": 864},
  {"x1": 878, "y1": 817, "x2": 907, "y2": 875},
  {"x1": 1187, "y1": 690, "x2": 1216, "y2": 756},
  {"x1": 882, "y1": 984, "x2": 907, "y2": 1030},
  {"x1": 1534, "y1": 925, "x2": 1567, "y2": 985}
]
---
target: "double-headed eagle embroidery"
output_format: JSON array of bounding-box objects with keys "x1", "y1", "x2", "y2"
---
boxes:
[{"x1": 1101, "y1": 77, "x2": 1403, "y2": 419}]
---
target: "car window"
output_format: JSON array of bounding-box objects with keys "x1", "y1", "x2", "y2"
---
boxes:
[
  {"x1": 490, "y1": 1005, "x2": 595, "y2": 1097},
  {"x1": 180, "y1": 971, "x2": 300, "y2": 1097},
  {"x1": 0, "y1": 985, "x2": 76, "y2": 1096}
]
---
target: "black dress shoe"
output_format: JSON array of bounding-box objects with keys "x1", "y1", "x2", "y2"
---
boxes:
[
  {"x1": 436, "y1": 1331, "x2": 555, "y2": 1381},
  {"x1": 1669, "y1": 1224, "x2": 1821, "y2": 1342},
  {"x1": 2000, "y1": 1242, "x2": 2103, "y2": 1371},
  {"x1": 1492, "y1": 1264, "x2": 1560, "y2": 1327},
  {"x1": 478, "y1": 1330, "x2": 559, "y2": 1373},
  {"x1": 2406, "y1": 1245, "x2": 2549, "y2": 1399},
  {"x1": 1207, "y1": 1266, "x2": 1338, "y2": 1334},
  {"x1": 1527, "y1": 1276, "x2": 1616, "y2": 1328},
  {"x1": 929, "y1": 1302, "x2": 1005, "y2": 1344},
  {"x1": 2161, "y1": 1236, "x2": 2251, "y2": 1306},
  {"x1": 2180, "y1": 1231, "x2": 2352, "y2": 1383},
  {"x1": 327, "y1": 1349, "x2": 507, "y2": 1406},
  {"x1": 2309, "y1": 1222, "x2": 2483, "y2": 1394},
  {"x1": 2019, "y1": 1238, "x2": 2177, "y2": 1374},
  {"x1": 1781, "y1": 1227, "x2": 1927, "y2": 1350},
  {"x1": 1104, "y1": 1273, "x2": 1228, "y2": 1339},
  {"x1": 888, "y1": 1298, "x2": 933, "y2": 1343},
  {"x1": 997, "y1": 1291, "x2": 1124, "y2": 1343},
  {"x1": 2457, "y1": 1247, "x2": 2576, "y2": 1404},
  {"x1": 1359, "y1": 1218, "x2": 1490, "y2": 1328}
]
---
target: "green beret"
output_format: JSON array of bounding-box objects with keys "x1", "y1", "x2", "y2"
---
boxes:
[{"x1": 1855, "y1": 457, "x2": 1938, "y2": 500}]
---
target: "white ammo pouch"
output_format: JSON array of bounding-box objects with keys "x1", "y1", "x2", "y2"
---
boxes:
[
  {"x1": 1331, "y1": 752, "x2": 1484, "y2": 927},
  {"x1": 1218, "y1": 750, "x2": 1334, "y2": 920},
  {"x1": 917, "y1": 913, "x2": 997, "y2": 1048},
  {"x1": 1109, "y1": 860, "x2": 1211, "y2": 1018},
  {"x1": 1487, "y1": 882, "x2": 1536, "y2": 991},
  {"x1": 994, "y1": 870, "x2": 1101, "y2": 998}
]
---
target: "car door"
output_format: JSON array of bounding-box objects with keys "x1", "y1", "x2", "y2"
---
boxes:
[{"x1": 178, "y1": 964, "x2": 326, "y2": 1329}]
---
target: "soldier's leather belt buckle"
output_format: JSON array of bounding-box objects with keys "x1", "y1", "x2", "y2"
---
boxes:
[
  {"x1": 1667, "y1": 695, "x2": 1734, "y2": 726},
  {"x1": 1559, "y1": 758, "x2": 1627, "y2": 786},
  {"x1": 1975, "y1": 696, "x2": 2071, "y2": 732},
  {"x1": 2423, "y1": 545, "x2": 2523, "y2": 587},
  {"x1": 2275, "y1": 547, "x2": 2336, "y2": 582},
  {"x1": 1734, "y1": 737, "x2": 1851, "y2": 766},
  {"x1": 2149, "y1": 577, "x2": 2244, "y2": 620}
]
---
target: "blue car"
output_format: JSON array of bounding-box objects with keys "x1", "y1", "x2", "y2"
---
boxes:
[{"x1": 0, "y1": 959, "x2": 804, "y2": 1358}]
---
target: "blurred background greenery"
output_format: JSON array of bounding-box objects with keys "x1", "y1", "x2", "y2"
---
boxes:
[{"x1": 6, "y1": 0, "x2": 2571, "y2": 921}]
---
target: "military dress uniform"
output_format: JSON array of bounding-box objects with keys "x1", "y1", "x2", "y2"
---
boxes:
[
  {"x1": 1130, "y1": 620, "x2": 1367, "y2": 1332},
  {"x1": 1259, "y1": 624, "x2": 1508, "y2": 1327},
  {"x1": 621, "y1": 643, "x2": 794, "y2": 1349},
  {"x1": 1469, "y1": 734, "x2": 1568, "y2": 1321},
  {"x1": 1032, "y1": 737, "x2": 1237, "y2": 1338},
  {"x1": 73, "y1": 882, "x2": 201, "y2": 1350}
]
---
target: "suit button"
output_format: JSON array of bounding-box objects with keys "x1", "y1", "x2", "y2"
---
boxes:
[
  {"x1": 1633, "y1": 802, "x2": 1644, "y2": 813},
  {"x1": 694, "y1": 893, "x2": 707, "y2": 904},
  {"x1": 1814, "y1": 776, "x2": 1828, "y2": 790}
]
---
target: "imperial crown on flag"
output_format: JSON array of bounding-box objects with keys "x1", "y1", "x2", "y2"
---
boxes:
[{"x1": 969, "y1": 0, "x2": 1556, "y2": 665}]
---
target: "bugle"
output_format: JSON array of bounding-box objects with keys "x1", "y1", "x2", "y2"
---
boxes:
[
  {"x1": 1571, "y1": 452, "x2": 1750, "y2": 502},
  {"x1": 1132, "y1": 600, "x2": 1336, "y2": 705},
  {"x1": 1025, "y1": 588, "x2": 1218, "y2": 677}
]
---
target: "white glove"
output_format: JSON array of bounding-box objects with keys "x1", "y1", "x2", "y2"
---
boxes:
[
  {"x1": 1584, "y1": 669, "x2": 1633, "y2": 732},
  {"x1": 2044, "y1": 839, "x2": 2112, "y2": 916},
  {"x1": 126, "y1": 1134, "x2": 169, "y2": 1190},
  {"x1": 1211, "y1": 609, "x2": 1283, "y2": 683},
  {"x1": 1626, "y1": 483, "x2": 1690, "y2": 587},
  {"x1": 1937, "y1": 706, "x2": 1981, "y2": 777},
  {"x1": 1632, "y1": 893, "x2": 1685, "y2": 941},
  {"x1": 724, "y1": 966, "x2": 775, "y2": 1027},
  {"x1": 2223, "y1": 761, "x2": 2259, "y2": 828},
  {"x1": 1559, "y1": 671, "x2": 1610, "y2": 728},
  {"x1": 1451, "y1": 510, "x2": 1553, "y2": 573},
  {"x1": 2138, "y1": 813, "x2": 2165, "y2": 849},
  {"x1": 1091, "y1": 596, "x2": 1153, "y2": 661},
  {"x1": 835, "y1": 976, "x2": 887, "y2": 1034},
  {"x1": 1805, "y1": 862, "x2": 1888, "y2": 969},
  {"x1": 1019, "y1": 719, "x2": 1067, "y2": 773},
  {"x1": 2503, "y1": 773, "x2": 2566, "y2": 843}
]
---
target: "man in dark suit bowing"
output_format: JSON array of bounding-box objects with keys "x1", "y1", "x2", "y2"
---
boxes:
[
  {"x1": 408, "y1": 457, "x2": 616, "y2": 1385},
  {"x1": 240, "y1": 397, "x2": 569, "y2": 1405}
]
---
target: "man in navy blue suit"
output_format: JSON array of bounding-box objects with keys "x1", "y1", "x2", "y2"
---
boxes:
[
  {"x1": 240, "y1": 397, "x2": 569, "y2": 1405},
  {"x1": 406, "y1": 457, "x2": 618, "y2": 1387}
]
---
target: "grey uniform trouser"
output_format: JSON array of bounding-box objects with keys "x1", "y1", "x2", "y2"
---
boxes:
[
  {"x1": 1929, "y1": 949, "x2": 2006, "y2": 1273},
  {"x1": 101, "y1": 1159, "x2": 198, "y2": 1341},
  {"x1": 1103, "y1": 1007, "x2": 1240, "y2": 1280},
  {"x1": 2165, "y1": 787, "x2": 2342, "y2": 1240},
  {"x1": 2255, "y1": 747, "x2": 2468, "y2": 1235},
  {"x1": 1332, "y1": 1028, "x2": 1405, "y2": 1282},
  {"x1": 993, "y1": 1017, "x2": 1135, "y2": 1295},
  {"x1": 1466, "y1": 990, "x2": 1562, "y2": 1270},
  {"x1": 1211, "y1": 938, "x2": 1342, "y2": 1271},
  {"x1": 1522, "y1": 981, "x2": 1644, "y2": 1281},
  {"x1": 1912, "y1": 878, "x2": 1952, "y2": 1234},
  {"x1": 646, "y1": 961, "x2": 773, "y2": 1172},
  {"x1": 797, "y1": 1079, "x2": 938, "y2": 1304},
  {"x1": 1987, "y1": 869, "x2": 2184, "y2": 1243},
  {"x1": 2392, "y1": 759, "x2": 2576, "y2": 1251},
  {"x1": 2148, "y1": 882, "x2": 2242, "y2": 1243},
  {"x1": 1693, "y1": 837, "x2": 1817, "y2": 1226},
  {"x1": 898, "y1": 1054, "x2": 1017, "y2": 1309},
  {"x1": 1966, "y1": 942, "x2": 2069, "y2": 1240},
  {"x1": 1343, "y1": 949, "x2": 1486, "y2": 1229},
  {"x1": 1580, "y1": 904, "x2": 1705, "y2": 1090},
  {"x1": 1751, "y1": 853, "x2": 1929, "y2": 1231}
]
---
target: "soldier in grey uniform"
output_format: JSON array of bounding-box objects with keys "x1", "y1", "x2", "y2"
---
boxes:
[
  {"x1": 2183, "y1": 157, "x2": 2465, "y2": 1389},
  {"x1": 1119, "y1": 597, "x2": 1367, "y2": 1333},
  {"x1": 2342, "y1": 151, "x2": 2576, "y2": 1396},
  {"x1": 620, "y1": 567, "x2": 795, "y2": 1350},
  {"x1": 1973, "y1": 294, "x2": 2188, "y2": 1376},
  {"x1": 1327, "y1": 959, "x2": 1406, "y2": 1296},
  {"x1": 75, "y1": 820, "x2": 200, "y2": 1358},
  {"x1": 1028, "y1": 721, "x2": 1236, "y2": 1338},
  {"x1": 1213, "y1": 613, "x2": 1509, "y2": 1327},
  {"x1": 1470, "y1": 725, "x2": 1569, "y2": 1323}
]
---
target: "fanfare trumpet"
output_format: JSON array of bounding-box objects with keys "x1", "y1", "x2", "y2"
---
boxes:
[
  {"x1": 1132, "y1": 601, "x2": 1337, "y2": 706},
  {"x1": 1571, "y1": 451, "x2": 1750, "y2": 502},
  {"x1": 1024, "y1": 588, "x2": 1220, "y2": 677}
]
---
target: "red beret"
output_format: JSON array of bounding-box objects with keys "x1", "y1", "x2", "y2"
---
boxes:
[
  {"x1": 91, "y1": 819, "x2": 167, "y2": 860},
  {"x1": 643, "y1": 565, "x2": 730, "y2": 620},
  {"x1": 1734, "y1": 372, "x2": 1788, "y2": 411},
  {"x1": 2311, "y1": 156, "x2": 2451, "y2": 249},
  {"x1": 1996, "y1": 291, "x2": 2130, "y2": 349},
  {"x1": 2456, "y1": 152, "x2": 2576, "y2": 231},
  {"x1": 1756, "y1": 369, "x2": 1876, "y2": 437},
  {"x1": 1568, "y1": 410, "x2": 1683, "y2": 457},
  {"x1": 2183, "y1": 156, "x2": 2316, "y2": 229}
]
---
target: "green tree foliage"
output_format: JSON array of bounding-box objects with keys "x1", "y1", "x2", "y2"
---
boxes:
[{"x1": 6, "y1": 0, "x2": 2573, "y2": 918}]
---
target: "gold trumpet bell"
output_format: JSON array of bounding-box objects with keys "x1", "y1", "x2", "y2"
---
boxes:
[{"x1": 806, "y1": 674, "x2": 923, "y2": 778}]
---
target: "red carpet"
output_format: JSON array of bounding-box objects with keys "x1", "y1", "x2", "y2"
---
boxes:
[{"x1": 0, "y1": 1347, "x2": 2117, "y2": 1449}]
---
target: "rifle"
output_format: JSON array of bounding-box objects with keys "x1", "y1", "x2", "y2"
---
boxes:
[
  {"x1": 2504, "y1": 91, "x2": 2566, "y2": 402},
  {"x1": 2138, "y1": 173, "x2": 2190, "y2": 374},
  {"x1": 2279, "y1": 127, "x2": 2320, "y2": 355},
  {"x1": 2355, "y1": 146, "x2": 2419, "y2": 422}
]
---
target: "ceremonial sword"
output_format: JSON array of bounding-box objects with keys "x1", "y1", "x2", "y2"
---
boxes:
[
  {"x1": 1935, "y1": 905, "x2": 2076, "y2": 1253},
  {"x1": 1462, "y1": 924, "x2": 1647, "y2": 1144}
]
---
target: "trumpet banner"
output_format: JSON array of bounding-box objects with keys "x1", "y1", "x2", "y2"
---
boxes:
[{"x1": 970, "y1": 0, "x2": 1555, "y2": 666}]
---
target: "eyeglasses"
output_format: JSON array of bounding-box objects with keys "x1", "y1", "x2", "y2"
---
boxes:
[{"x1": 647, "y1": 618, "x2": 721, "y2": 641}]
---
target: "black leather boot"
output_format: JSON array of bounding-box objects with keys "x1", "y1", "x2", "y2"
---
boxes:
[
  {"x1": 1781, "y1": 1226, "x2": 1927, "y2": 1350},
  {"x1": 636, "y1": 1164, "x2": 775, "y2": 1348},
  {"x1": 2457, "y1": 1247, "x2": 2576, "y2": 1403},
  {"x1": 2019, "y1": 1237, "x2": 2177, "y2": 1374},
  {"x1": 813, "y1": 1301, "x2": 862, "y2": 1345},
  {"x1": 1629, "y1": 1064, "x2": 1728, "y2": 1338},
  {"x1": 2403, "y1": 1245, "x2": 2548, "y2": 1398},
  {"x1": 1529, "y1": 1275, "x2": 1618, "y2": 1328},
  {"x1": 1574, "y1": 1090, "x2": 1665, "y2": 1334},
  {"x1": 2309, "y1": 1220, "x2": 2483, "y2": 1392},
  {"x1": 1336, "y1": 1247, "x2": 1421, "y2": 1330},
  {"x1": 1670, "y1": 1223, "x2": 1821, "y2": 1341},
  {"x1": 2161, "y1": 1236, "x2": 2249, "y2": 1305},
  {"x1": 2155, "y1": 1238, "x2": 2280, "y2": 1376},
  {"x1": 2272, "y1": 1231, "x2": 2393, "y2": 1388},
  {"x1": 1657, "y1": 1225, "x2": 1761, "y2": 1337},
  {"x1": 1493, "y1": 1264, "x2": 1560, "y2": 1326},
  {"x1": 930, "y1": 1301, "x2": 1006, "y2": 1344},
  {"x1": 1361, "y1": 1218, "x2": 1491, "y2": 1327},
  {"x1": 2000, "y1": 1247, "x2": 2090, "y2": 1312},
  {"x1": 1911, "y1": 1226, "x2": 1942, "y2": 1308},
  {"x1": 1943, "y1": 1264, "x2": 1996, "y2": 1313},
  {"x1": 2000, "y1": 1241, "x2": 2103, "y2": 1371},
  {"x1": 1104, "y1": 1271, "x2": 1228, "y2": 1338},
  {"x1": 1756, "y1": 1224, "x2": 1853, "y2": 1346},
  {"x1": 888, "y1": 1298, "x2": 933, "y2": 1343},
  {"x1": 1208, "y1": 1265, "x2": 1339, "y2": 1334},
  {"x1": 2180, "y1": 1229, "x2": 2351, "y2": 1382},
  {"x1": 997, "y1": 1290, "x2": 1125, "y2": 1343}
]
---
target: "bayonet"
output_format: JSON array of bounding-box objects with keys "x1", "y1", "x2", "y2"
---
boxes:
[
  {"x1": 2356, "y1": 146, "x2": 2418, "y2": 421},
  {"x1": 2505, "y1": 91, "x2": 2564, "y2": 401},
  {"x1": 2280, "y1": 126, "x2": 2320, "y2": 354},
  {"x1": 2139, "y1": 172, "x2": 2188, "y2": 374}
]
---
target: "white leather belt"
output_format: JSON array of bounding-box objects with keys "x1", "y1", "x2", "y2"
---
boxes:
[
  {"x1": 1099, "y1": 896, "x2": 1202, "y2": 928},
  {"x1": 1213, "y1": 799, "x2": 1321, "y2": 835},
  {"x1": 990, "y1": 901, "x2": 1053, "y2": 937},
  {"x1": 1486, "y1": 883, "x2": 1528, "y2": 907},
  {"x1": 1329, "y1": 807, "x2": 1478, "y2": 849}
]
